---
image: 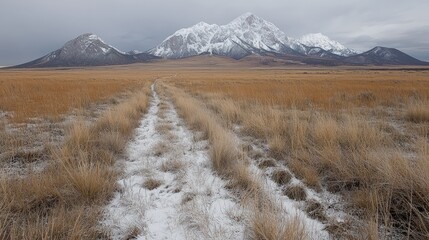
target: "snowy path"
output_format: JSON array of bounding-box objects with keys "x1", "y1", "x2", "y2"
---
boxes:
[
  {"x1": 235, "y1": 128, "x2": 350, "y2": 239},
  {"x1": 102, "y1": 84, "x2": 245, "y2": 240}
]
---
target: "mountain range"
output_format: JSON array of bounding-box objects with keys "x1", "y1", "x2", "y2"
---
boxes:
[
  {"x1": 13, "y1": 13, "x2": 428, "y2": 68},
  {"x1": 15, "y1": 33, "x2": 157, "y2": 68}
]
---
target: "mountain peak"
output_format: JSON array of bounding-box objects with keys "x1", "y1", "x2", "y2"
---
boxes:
[
  {"x1": 79, "y1": 33, "x2": 98, "y2": 38},
  {"x1": 345, "y1": 46, "x2": 428, "y2": 65},
  {"x1": 14, "y1": 33, "x2": 159, "y2": 68},
  {"x1": 241, "y1": 12, "x2": 255, "y2": 17},
  {"x1": 371, "y1": 46, "x2": 391, "y2": 52},
  {"x1": 299, "y1": 33, "x2": 358, "y2": 56},
  {"x1": 194, "y1": 21, "x2": 210, "y2": 27},
  {"x1": 144, "y1": 13, "x2": 426, "y2": 65},
  {"x1": 74, "y1": 33, "x2": 103, "y2": 43},
  {"x1": 365, "y1": 46, "x2": 398, "y2": 58},
  {"x1": 236, "y1": 12, "x2": 256, "y2": 19},
  {"x1": 230, "y1": 12, "x2": 264, "y2": 26},
  {"x1": 61, "y1": 33, "x2": 114, "y2": 55}
]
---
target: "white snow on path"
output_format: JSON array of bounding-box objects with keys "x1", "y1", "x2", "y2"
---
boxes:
[
  {"x1": 234, "y1": 128, "x2": 345, "y2": 239},
  {"x1": 102, "y1": 84, "x2": 245, "y2": 240}
]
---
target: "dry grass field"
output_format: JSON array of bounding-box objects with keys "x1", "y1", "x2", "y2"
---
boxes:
[
  {"x1": 164, "y1": 65, "x2": 429, "y2": 239},
  {"x1": 170, "y1": 68, "x2": 429, "y2": 109},
  {"x1": 0, "y1": 68, "x2": 161, "y2": 122},
  {"x1": 1, "y1": 60, "x2": 428, "y2": 239},
  {"x1": 0, "y1": 67, "x2": 156, "y2": 239}
]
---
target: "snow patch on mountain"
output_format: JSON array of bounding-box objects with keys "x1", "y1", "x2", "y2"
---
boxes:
[
  {"x1": 149, "y1": 13, "x2": 307, "y2": 59},
  {"x1": 299, "y1": 33, "x2": 358, "y2": 57},
  {"x1": 149, "y1": 13, "x2": 360, "y2": 59},
  {"x1": 59, "y1": 33, "x2": 121, "y2": 57},
  {"x1": 14, "y1": 33, "x2": 159, "y2": 68},
  {"x1": 127, "y1": 50, "x2": 143, "y2": 55}
]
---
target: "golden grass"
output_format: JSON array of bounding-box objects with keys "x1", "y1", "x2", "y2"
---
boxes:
[
  {"x1": 2, "y1": 63, "x2": 428, "y2": 238},
  {"x1": 406, "y1": 100, "x2": 429, "y2": 123},
  {"x1": 271, "y1": 169, "x2": 292, "y2": 186},
  {"x1": 0, "y1": 84, "x2": 150, "y2": 239},
  {"x1": 164, "y1": 83, "x2": 310, "y2": 238},
  {"x1": 305, "y1": 199, "x2": 327, "y2": 222},
  {"x1": 160, "y1": 158, "x2": 185, "y2": 173},
  {"x1": 250, "y1": 211, "x2": 308, "y2": 240},
  {"x1": 143, "y1": 178, "x2": 163, "y2": 190},
  {"x1": 165, "y1": 84, "x2": 246, "y2": 182},
  {"x1": 283, "y1": 185, "x2": 307, "y2": 201},
  {"x1": 0, "y1": 68, "x2": 160, "y2": 122},
  {"x1": 170, "y1": 69, "x2": 429, "y2": 109},
  {"x1": 169, "y1": 68, "x2": 429, "y2": 238}
]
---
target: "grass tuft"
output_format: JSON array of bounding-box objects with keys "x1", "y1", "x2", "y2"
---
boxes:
[
  {"x1": 0, "y1": 84, "x2": 150, "y2": 238},
  {"x1": 406, "y1": 100, "x2": 429, "y2": 123},
  {"x1": 271, "y1": 169, "x2": 292, "y2": 186},
  {"x1": 143, "y1": 178, "x2": 163, "y2": 190},
  {"x1": 283, "y1": 185, "x2": 307, "y2": 201}
]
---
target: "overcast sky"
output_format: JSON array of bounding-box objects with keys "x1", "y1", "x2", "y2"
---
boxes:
[{"x1": 1, "y1": 0, "x2": 428, "y2": 65}]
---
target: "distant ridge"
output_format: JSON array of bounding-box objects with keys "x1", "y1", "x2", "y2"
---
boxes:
[
  {"x1": 149, "y1": 13, "x2": 427, "y2": 65},
  {"x1": 12, "y1": 13, "x2": 428, "y2": 68},
  {"x1": 344, "y1": 46, "x2": 427, "y2": 65},
  {"x1": 14, "y1": 33, "x2": 159, "y2": 68}
]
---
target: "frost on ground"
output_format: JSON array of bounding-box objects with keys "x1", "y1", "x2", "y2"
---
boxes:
[
  {"x1": 102, "y1": 84, "x2": 245, "y2": 239},
  {"x1": 235, "y1": 128, "x2": 360, "y2": 239},
  {"x1": 0, "y1": 94, "x2": 129, "y2": 179}
]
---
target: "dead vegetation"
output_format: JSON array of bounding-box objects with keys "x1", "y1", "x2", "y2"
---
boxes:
[
  {"x1": 152, "y1": 141, "x2": 168, "y2": 157},
  {"x1": 407, "y1": 99, "x2": 429, "y2": 123},
  {"x1": 283, "y1": 185, "x2": 307, "y2": 201},
  {"x1": 143, "y1": 178, "x2": 163, "y2": 190},
  {"x1": 271, "y1": 169, "x2": 292, "y2": 186},
  {"x1": 168, "y1": 68, "x2": 429, "y2": 238},
  {"x1": 0, "y1": 83, "x2": 150, "y2": 238},
  {"x1": 250, "y1": 210, "x2": 308, "y2": 240},
  {"x1": 160, "y1": 158, "x2": 186, "y2": 173},
  {"x1": 0, "y1": 69, "x2": 155, "y2": 122},
  {"x1": 2, "y1": 65, "x2": 428, "y2": 239},
  {"x1": 305, "y1": 199, "x2": 327, "y2": 222},
  {"x1": 164, "y1": 83, "x2": 312, "y2": 239}
]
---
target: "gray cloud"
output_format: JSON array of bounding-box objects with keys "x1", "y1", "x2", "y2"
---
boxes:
[{"x1": 1, "y1": 0, "x2": 429, "y2": 65}]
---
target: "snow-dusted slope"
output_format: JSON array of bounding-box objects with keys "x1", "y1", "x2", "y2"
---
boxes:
[
  {"x1": 149, "y1": 13, "x2": 364, "y2": 60},
  {"x1": 14, "y1": 13, "x2": 428, "y2": 67},
  {"x1": 61, "y1": 33, "x2": 123, "y2": 56},
  {"x1": 15, "y1": 33, "x2": 158, "y2": 68},
  {"x1": 149, "y1": 12, "x2": 306, "y2": 59},
  {"x1": 344, "y1": 46, "x2": 429, "y2": 65},
  {"x1": 299, "y1": 33, "x2": 358, "y2": 57}
]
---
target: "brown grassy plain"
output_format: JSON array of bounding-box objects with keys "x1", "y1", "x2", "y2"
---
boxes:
[
  {"x1": 0, "y1": 68, "x2": 165, "y2": 122},
  {"x1": 162, "y1": 63, "x2": 429, "y2": 238},
  {"x1": 169, "y1": 68, "x2": 429, "y2": 109},
  {"x1": 1, "y1": 58, "x2": 428, "y2": 239},
  {"x1": 0, "y1": 66, "x2": 156, "y2": 239}
]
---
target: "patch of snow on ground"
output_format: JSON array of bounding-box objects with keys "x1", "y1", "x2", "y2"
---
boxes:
[
  {"x1": 102, "y1": 84, "x2": 245, "y2": 239},
  {"x1": 232, "y1": 124, "x2": 355, "y2": 239}
]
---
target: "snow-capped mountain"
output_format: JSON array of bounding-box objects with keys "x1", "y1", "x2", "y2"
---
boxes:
[
  {"x1": 12, "y1": 13, "x2": 429, "y2": 67},
  {"x1": 299, "y1": 33, "x2": 358, "y2": 57},
  {"x1": 61, "y1": 33, "x2": 124, "y2": 56},
  {"x1": 148, "y1": 13, "x2": 427, "y2": 65},
  {"x1": 149, "y1": 13, "x2": 308, "y2": 59},
  {"x1": 149, "y1": 13, "x2": 363, "y2": 60},
  {"x1": 15, "y1": 33, "x2": 157, "y2": 68}
]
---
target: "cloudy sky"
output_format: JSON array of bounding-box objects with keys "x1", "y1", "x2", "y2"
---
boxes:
[{"x1": 1, "y1": 0, "x2": 428, "y2": 65}]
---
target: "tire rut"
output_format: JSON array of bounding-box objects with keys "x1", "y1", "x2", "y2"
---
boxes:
[{"x1": 102, "y1": 84, "x2": 245, "y2": 240}]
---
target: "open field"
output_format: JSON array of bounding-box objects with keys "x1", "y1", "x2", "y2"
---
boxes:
[
  {"x1": 169, "y1": 68, "x2": 429, "y2": 109},
  {"x1": 1, "y1": 59, "x2": 429, "y2": 239},
  {"x1": 162, "y1": 63, "x2": 429, "y2": 239},
  {"x1": 0, "y1": 68, "x2": 160, "y2": 122}
]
